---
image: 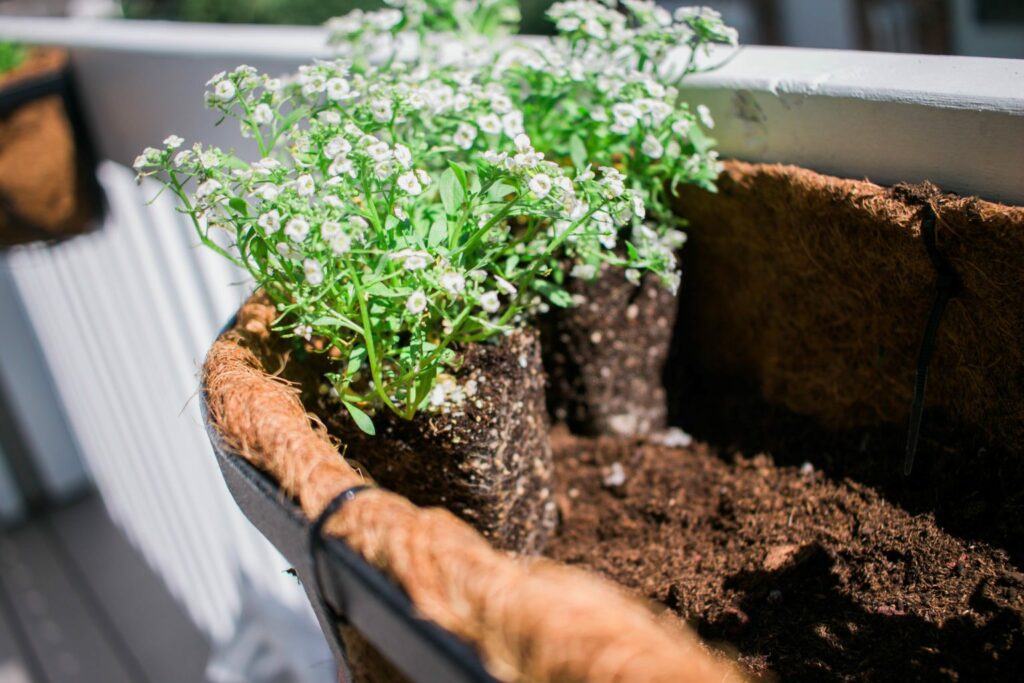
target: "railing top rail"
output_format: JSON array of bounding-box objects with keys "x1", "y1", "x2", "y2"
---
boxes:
[{"x1": 1, "y1": 17, "x2": 1021, "y2": 203}]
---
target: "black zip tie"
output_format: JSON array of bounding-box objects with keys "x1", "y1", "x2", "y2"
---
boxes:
[
  {"x1": 904, "y1": 203, "x2": 959, "y2": 476},
  {"x1": 310, "y1": 484, "x2": 375, "y2": 624}
]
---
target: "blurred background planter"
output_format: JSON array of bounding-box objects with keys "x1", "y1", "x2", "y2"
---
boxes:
[{"x1": 0, "y1": 44, "x2": 101, "y2": 247}]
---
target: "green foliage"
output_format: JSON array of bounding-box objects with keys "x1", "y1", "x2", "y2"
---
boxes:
[
  {"x1": 137, "y1": 1, "x2": 739, "y2": 434},
  {"x1": 0, "y1": 42, "x2": 26, "y2": 76},
  {"x1": 121, "y1": 0, "x2": 384, "y2": 25}
]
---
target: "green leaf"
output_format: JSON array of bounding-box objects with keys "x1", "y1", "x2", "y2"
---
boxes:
[
  {"x1": 533, "y1": 280, "x2": 573, "y2": 308},
  {"x1": 343, "y1": 402, "x2": 376, "y2": 435},
  {"x1": 440, "y1": 168, "x2": 464, "y2": 215},
  {"x1": 448, "y1": 162, "x2": 468, "y2": 192},
  {"x1": 428, "y1": 214, "x2": 448, "y2": 247},
  {"x1": 228, "y1": 197, "x2": 248, "y2": 215},
  {"x1": 569, "y1": 135, "x2": 587, "y2": 170}
]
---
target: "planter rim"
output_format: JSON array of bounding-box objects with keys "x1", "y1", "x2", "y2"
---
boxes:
[{"x1": 200, "y1": 314, "x2": 497, "y2": 683}]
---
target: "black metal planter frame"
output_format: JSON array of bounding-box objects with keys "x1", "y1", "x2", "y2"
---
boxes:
[
  {"x1": 200, "y1": 329, "x2": 498, "y2": 683},
  {"x1": 0, "y1": 56, "x2": 105, "y2": 244}
]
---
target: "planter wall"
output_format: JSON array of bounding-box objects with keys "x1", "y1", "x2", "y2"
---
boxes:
[
  {"x1": 0, "y1": 47, "x2": 99, "y2": 247},
  {"x1": 672, "y1": 161, "x2": 1024, "y2": 456},
  {"x1": 203, "y1": 297, "x2": 743, "y2": 683}
]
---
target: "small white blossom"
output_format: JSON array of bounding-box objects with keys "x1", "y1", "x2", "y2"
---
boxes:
[
  {"x1": 328, "y1": 233, "x2": 352, "y2": 255},
  {"x1": 529, "y1": 173, "x2": 553, "y2": 199},
  {"x1": 294, "y1": 324, "x2": 313, "y2": 341},
  {"x1": 697, "y1": 104, "x2": 715, "y2": 129},
  {"x1": 440, "y1": 272, "x2": 466, "y2": 296},
  {"x1": 296, "y1": 174, "x2": 316, "y2": 197},
  {"x1": 393, "y1": 143, "x2": 412, "y2": 169},
  {"x1": 196, "y1": 179, "x2": 221, "y2": 198},
  {"x1": 163, "y1": 135, "x2": 184, "y2": 149},
  {"x1": 253, "y1": 104, "x2": 273, "y2": 125},
  {"x1": 325, "y1": 137, "x2": 352, "y2": 159},
  {"x1": 406, "y1": 290, "x2": 428, "y2": 314},
  {"x1": 494, "y1": 276, "x2": 517, "y2": 296},
  {"x1": 571, "y1": 263, "x2": 597, "y2": 280},
  {"x1": 396, "y1": 172, "x2": 423, "y2": 195},
  {"x1": 285, "y1": 217, "x2": 311, "y2": 242},
  {"x1": 303, "y1": 258, "x2": 324, "y2": 285},
  {"x1": 326, "y1": 77, "x2": 352, "y2": 101},
  {"x1": 453, "y1": 123, "x2": 477, "y2": 150},
  {"x1": 479, "y1": 291, "x2": 500, "y2": 313},
  {"x1": 478, "y1": 113, "x2": 502, "y2": 134},
  {"x1": 641, "y1": 134, "x2": 664, "y2": 160},
  {"x1": 214, "y1": 80, "x2": 236, "y2": 101},
  {"x1": 258, "y1": 210, "x2": 281, "y2": 233}
]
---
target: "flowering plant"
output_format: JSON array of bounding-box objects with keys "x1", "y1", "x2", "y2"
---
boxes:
[{"x1": 136, "y1": 61, "x2": 648, "y2": 432}]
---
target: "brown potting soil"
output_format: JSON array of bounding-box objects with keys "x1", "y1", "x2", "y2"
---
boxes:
[
  {"x1": 672, "y1": 162, "x2": 1024, "y2": 456},
  {"x1": 293, "y1": 327, "x2": 558, "y2": 556},
  {"x1": 545, "y1": 422, "x2": 1024, "y2": 681},
  {"x1": 541, "y1": 264, "x2": 676, "y2": 436},
  {"x1": 0, "y1": 47, "x2": 94, "y2": 246}
]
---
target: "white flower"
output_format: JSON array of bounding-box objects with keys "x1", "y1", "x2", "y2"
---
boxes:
[
  {"x1": 320, "y1": 220, "x2": 341, "y2": 239},
  {"x1": 349, "y1": 215, "x2": 369, "y2": 232},
  {"x1": 374, "y1": 160, "x2": 395, "y2": 180},
  {"x1": 303, "y1": 258, "x2": 324, "y2": 285},
  {"x1": 253, "y1": 104, "x2": 273, "y2": 125},
  {"x1": 571, "y1": 263, "x2": 597, "y2": 280},
  {"x1": 494, "y1": 276, "x2": 517, "y2": 296},
  {"x1": 173, "y1": 150, "x2": 191, "y2": 167},
  {"x1": 529, "y1": 173, "x2": 553, "y2": 199},
  {"x1": 396, "y1": 172, "x2": 423, "y2": 195},
  {"x1": 440, "y1": 272, "x2": 466, "y2": 296},
  {"x1": 394, "y1": 249, "x2": 430, "y2": 270},
  {"x1": 501, "y1": 111, "x2": 524, "y2": 136},
  {"x1": 641, "y1": 134, "x2": 664, "y2": 160},
  {"x1": 326, "y1": 77, "x2": 351, "y2": 101},
  {"x1": 163, "y1": 135, "x2": 184, "y2": 149},
  {"x1": 258, "y1": 210, "x2": 281, "y2": 233},
  {"x1": 453, "y1": 123, "x2": 477, "y2": 150},
  {"x1": 195, "y1": 179, "x2": 221, "y2": 198},
  {"x1": 294, "y1": 324, "x2": 313, "y2": 341},
  {"x1": 328, "y1": 233, "x2": 352, "y2": 255},
  {"x1": 479, "y1": 291, "x2": 501, "y2": 313},
  {"x1": 672, "y1": 118, "x2": 692, "y2": 137},
  {"x1": 406, "y1": 290, "x2": 428, "y2": 315},
  {"x1": 329, "y1": 157, "x2": 355, "y2": 178},
  {"x1": 631, "y1": 193, "x2": 646, "y2": 219},
  {"x1": 296, "y1": 174, "x2": 316, "y2": 197},
  {"x1": 393, "y1": 144, "x2": 412, "y2": 169},
  {"x1": 264, "y1": 77, "x2": 282, "y2": 91},
  {"x1": 370, "y1": 99, "x2": 393, "y2": 123},
  {"x1": 625, "y1": 269, "x2": 642, "y2": 286},
  {"x1": 325, "y1": 137, "x2": 352, "y2": 159},
  {"x1": 478, "y1": 113, "x2": 502, "y2": 134},
  {"x1": 367, "y1": 141, "x2": 392, "y2": 161},
  {"x1": 257, "y1": 184, "x2": 280, "y2": 201},
  {"x1": 214, "y1": 80, "x2": 236, "y2": 101},
  {"x1": 697, "y1": 104, "x2": 715, "y2": 129},
  {"x1": 285, "y1": 217, "x2": 311, "y2": 242}
]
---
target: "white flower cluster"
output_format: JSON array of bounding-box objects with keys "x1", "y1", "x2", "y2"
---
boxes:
[{"x1": 136, "y1": 1, "x2": 737, "y2": 431}]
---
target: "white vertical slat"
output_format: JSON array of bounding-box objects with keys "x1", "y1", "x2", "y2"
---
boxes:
[{"x1": 3, "y1": 162, "x2": 326, "y2": 670}]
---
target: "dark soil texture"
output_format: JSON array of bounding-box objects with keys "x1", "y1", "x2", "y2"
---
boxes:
[{"x1": 545, "y1": 425, "x2": 1024, "y2": 682}]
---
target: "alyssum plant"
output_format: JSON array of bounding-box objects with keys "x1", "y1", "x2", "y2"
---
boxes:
[{"x1": 135, "y1": 58, "x2": 654, "y2": 434}]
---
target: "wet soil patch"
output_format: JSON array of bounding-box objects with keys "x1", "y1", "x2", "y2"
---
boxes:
[{"x1": 545, "y1": 426, "x2": 1024, "y2": 681}]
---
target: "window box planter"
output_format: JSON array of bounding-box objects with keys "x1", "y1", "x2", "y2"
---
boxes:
[
  {"x1": 203, "y1": 160, "x2": 1024, "y2": 682},
  {"x1": 0, "y1": 46, "x2": 100, "y2": 247}
]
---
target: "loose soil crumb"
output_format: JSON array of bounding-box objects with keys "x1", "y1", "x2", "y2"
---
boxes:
[{"x1": 545, "y1": 426, "x2": 1024, "y2": 681}]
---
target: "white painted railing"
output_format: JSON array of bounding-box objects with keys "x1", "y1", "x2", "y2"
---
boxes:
[{"x1": 0, "y1": 15, "x2": 1021, "y2": 682}]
